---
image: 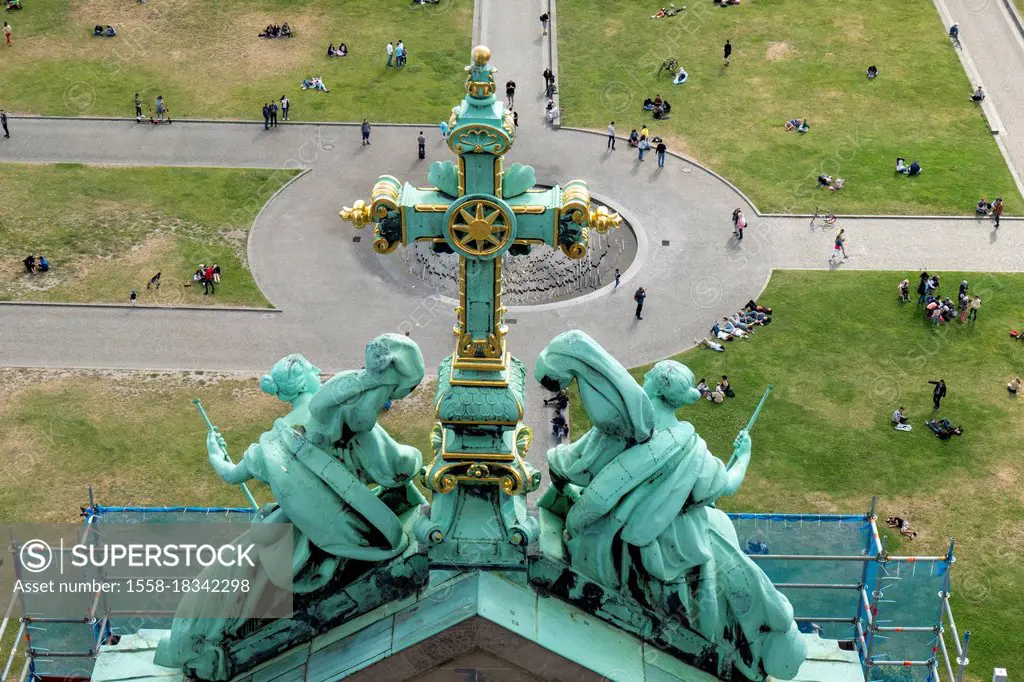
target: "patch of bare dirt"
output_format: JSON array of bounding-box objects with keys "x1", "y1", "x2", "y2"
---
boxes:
[{"x1": 764, "y1": 42, "x2": 793, "y2": 62}]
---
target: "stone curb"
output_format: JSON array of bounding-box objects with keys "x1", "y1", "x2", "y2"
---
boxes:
[
  {"x1": 548, "y1": 0, "x2": 561, "y2": 129},
  {"x1": 1001, "y1": 0, "x2": 1024, "y2": 43},
  {"x1": 9, "y1": 115, "x2": 428, "y2": 128},
  {"x1": 760, "y1": 213, "x2": 1021, "y2": 221},
  {"x1": 246, "y1": 167, "x2": 313, "y2": 309},
  {"x1": 0, "y1": 301, "x2": 280, "y2": 313},
  {"x1": 557, "y1": 125, "x2": 762, "y2": 213},
  {"x1": 472, "y1": 0, "x2": 483, "y2": 45}
]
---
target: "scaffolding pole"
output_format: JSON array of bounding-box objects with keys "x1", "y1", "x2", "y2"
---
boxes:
[
  {"x1": 937, "y1": 631, "x2": 956, "y2": 682},
  {"x1": 870, "y1": 659, "x2": 934, "y2": 667},
  {"x1": 793, "y1": 616, "x2": 855, "y2": 623},
  {"x1": 773, "y1": 583, "x2": 861, "y2": 590},
  {"x1": 956, "y1": 631, "x2": 970, "y2": 682},
  {"x1": 864, "y1": 536, "x2": 887, "y2": 668},
  {"x1": 874, "y1": 626, "x2": 939, "y2": 633}
]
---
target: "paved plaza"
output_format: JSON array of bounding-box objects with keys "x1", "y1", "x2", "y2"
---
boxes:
[{"x1": 0, "y1": 0, "x2": 1023, "y2": 377}]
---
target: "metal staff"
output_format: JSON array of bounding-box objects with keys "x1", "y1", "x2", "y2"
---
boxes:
[
  {"x1": 193, "y1": 399, "x2": 259, "y2": 511},
  {"x1": 744, "y1": 384, "x2": 773, "y2": 433}
]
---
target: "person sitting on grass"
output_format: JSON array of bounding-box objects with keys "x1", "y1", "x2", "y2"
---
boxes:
[
  {"x1": 628, "y1": 129, "x2": 640, "y2": 147},
  {"x1": 891, "y1": 406, "x2": 909, "y2": 426},
  {"x1": 23, "y1": 254, "x2": 35, "y2": 274},
  {"x1": 105, "y1": 24, "x2": 116, "y2": 36},
  {"x1": 785, "y1": 117, "x2": 803, "y2": 131},
  {"x1": 326, "y1": 43, "x2": 335, "y2": 57},
  {"x1": 866, "y1": 65, "x2": 878, "y2": 79},
  {"x1": 818, "y1": 174, "x2": 833, "y2": 188},
  {"x1": 886, "y1": 517, "x2": 918, "y2": 539},
  {"x1": 696, "y1": 377, "x2": 710, "y2": 397},
  {"x1": 709, "y1": 384, "x2": 726, "y2": 403},
  {"x1": 94, "y1": 24, "x2": 103, "y2": 36},
  {"x1": 653, "y1": 99, "x2": 672, "y2": 119},
  {"x1": 337, "y1": 42, "x2": 347, "y2": 56},
  {"x1": 36, "y1": 255, "x2": 49, "y2": 272},
  {"x1": 907, "y1": 160, "x2": 922, "y2": 176},
  {"x1": 970, "y1": 85, "x2": 985, "y2": 102},
  {"x1": 5, "y1": 0, "x2": 24, "y2": 11},
  {"x1": 673, "y1": 67, "x2": 688, "y2": 85},
  {"x1": 976, "y1": 197, "x2": 991, "y2": 215},
  {"x1": 1008, "y1": 376, "x2": 1021, "y2": 395},
  {"x1": 281, "y1": 23, "x2": 292, "y2": 37},
  {"x1": 896, "y1": 157, "x2": 908, "y2": 174},
  {"x1": 642, "y1": 98, "x2": 655, "y2": 111}
]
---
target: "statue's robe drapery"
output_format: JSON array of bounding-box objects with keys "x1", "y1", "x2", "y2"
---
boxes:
[
  {"x1": 154, "y1": 418, "x2": 421, "y2": 679},
  {"x1": 549, "y1": 422, "x2": 803, "y2": 679}
]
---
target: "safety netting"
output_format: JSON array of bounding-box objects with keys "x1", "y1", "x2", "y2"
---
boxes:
[
  {"x1": 23, "y1": 506, "x2": 960, "y2": 681},
  {"x1": 731, "y1": 512, "x2": 956, "y2": 681}
]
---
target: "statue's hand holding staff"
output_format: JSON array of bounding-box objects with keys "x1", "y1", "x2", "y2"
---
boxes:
[
  {"x1": 206, "y1": 426, "x2": 230, "y2": 464},
  {"x1": 728, "y1": 429, "x2": 751, "y2": 468}
]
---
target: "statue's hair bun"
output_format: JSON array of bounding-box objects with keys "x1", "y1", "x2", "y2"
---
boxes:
[{"x1": 260, "y1": 374, "x2": 278, "y2": 396}]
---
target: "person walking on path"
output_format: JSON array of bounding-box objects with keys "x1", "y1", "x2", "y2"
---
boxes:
[
  {"x1": 361, "y1": 118, "x2": 371, "y2": 146},
  {"x1": 656, "y1": 139, "x2": 667, "y2": 168},
  {"x1": 4, "y1": 22, "x2": 11, "y2": 47},
  {"x1": 417, "y1": 130, "x2": 426, "y2": 159},
  {"x1": 269, "y1": 100, "x2": 278, "y2": 127},
  {"x1": 968, "y1": 295, "x2": 981, "y2": 322},
  {"x1": 262, "y1": 102, "x2": 270, "y2": 130},
  {"x1": 386, "y1": 41, "x2": 394, "y2": 67},
  {"x1": 0, "y1": 109, "x2": 8, "y2": 139},
  {"x1": 513, "y1": 111, "x2": 518, "y2": 129},
  {"x1": 280, "y1": 95, "x2": 289, "y2": 121},
  {"x1": 607, "y1": 121, "x2": 616, "y2": 150},
  {"x1": 724, "y1": 39, "x2": 732, "y2": 66},
  {"x1": 735, "y1": 209, "x2": 746, "y2": 240},
  {"x1": 991, "y1": 197, "x2": 1003, "y2": 227},
  {"x1": 928, "y1": 379, "x2": 946, "y2": 412},
  {"x1": 540, "y1": 12, "x2": 550, "y2": 35},
  {"x1": 130, "y1": 289, "x2": 137, "y2": 307},
  {"x1": 134, "y1": 93, "x2": 143, "y2": 119},
  {"x1": 505, "y1": 80, "x2": 516, "y2": 108},
  {"x1": 634, "y1": 286, "x2": 647, "y2": 320},
  {"x1": 614, "y1": 268, "x2": 621, "y2": 288},
  {"x1": 830, "y1": 228, "x2": 847, "y2": 262}
]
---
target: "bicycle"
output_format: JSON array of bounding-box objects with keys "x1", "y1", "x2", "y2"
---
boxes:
[
  {"x1": 949, "y1": 24, "x2": 961, "y2": 49},
  {"x1": 810, "y1": 207, "x2": 837, "y2": 229},
  {"x1": 658, "y1": 57, "x2": 679, "y2": 77}
]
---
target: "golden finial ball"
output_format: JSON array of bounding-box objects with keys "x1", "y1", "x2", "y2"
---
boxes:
[{"x1": 471, "y1": 45, "x2": 492, "y2": 65}]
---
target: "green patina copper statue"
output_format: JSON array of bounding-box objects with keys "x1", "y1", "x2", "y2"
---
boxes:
[
  {"x1": 534, "y1": 330, "x2": 807, "y2": 681},
  {"x1": 155, "y1": 334, "x2": 426, "y2": 680}
]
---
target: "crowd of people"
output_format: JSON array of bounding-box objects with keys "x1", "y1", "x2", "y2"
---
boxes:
[
  {"x1": 695, "y1": 299, "x2": 774, "y2": 353},
  {"x1": 643, "y1": 94, "x2": 672, "y2": 119},
  {"x1": 695, "y1": 375, "x2": 734, "y2": 404},
  {"x1": 901, "y1": 273, "x2": 980, "y2": 325},
  {"x1": 385, "y1": 40, "x2": 407, "y2": 67},
  {"x1": 259, "y1": 23, "x2": 292, "y2": 38},
  {"x1": 189, "y1": 263, "x2": 222, "y2": 295},
  {"x1": 974, "y1": 196, "x2": 1003, "y2": 227}
]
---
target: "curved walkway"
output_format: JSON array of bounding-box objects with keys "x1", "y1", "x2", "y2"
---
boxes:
[{"x1": 2, "y1": 0, "x2": 1024, "y2": 378}]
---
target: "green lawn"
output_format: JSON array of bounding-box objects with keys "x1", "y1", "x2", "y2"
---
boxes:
[
  {"x1": 0, "y1": 368, "x2": 435, "y2": 522},
  {"x1": 0, "y1": 0, "x2": 470, "y2": 122},
  {"x1": 567, "y1": 270, "x2": 1024, "y2": 680},
  {"x1": 557, "y1": 0, "x2": 1022, "y2": 216},
  {"x1": 0, "y1": 163, "x2": 297, "y2": 306}
]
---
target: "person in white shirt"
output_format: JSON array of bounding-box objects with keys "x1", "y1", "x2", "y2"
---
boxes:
[
  {"x1": 386, "y1": 41, "x2": 394, "y2": 67},
  {"x1": 607, "y1": 121, "x2": 615, "y2": 150}
]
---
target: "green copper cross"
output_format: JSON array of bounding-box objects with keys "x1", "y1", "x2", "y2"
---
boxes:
[{"x1": 341, "y1": 45, "x2": 620, "y2": 568}]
